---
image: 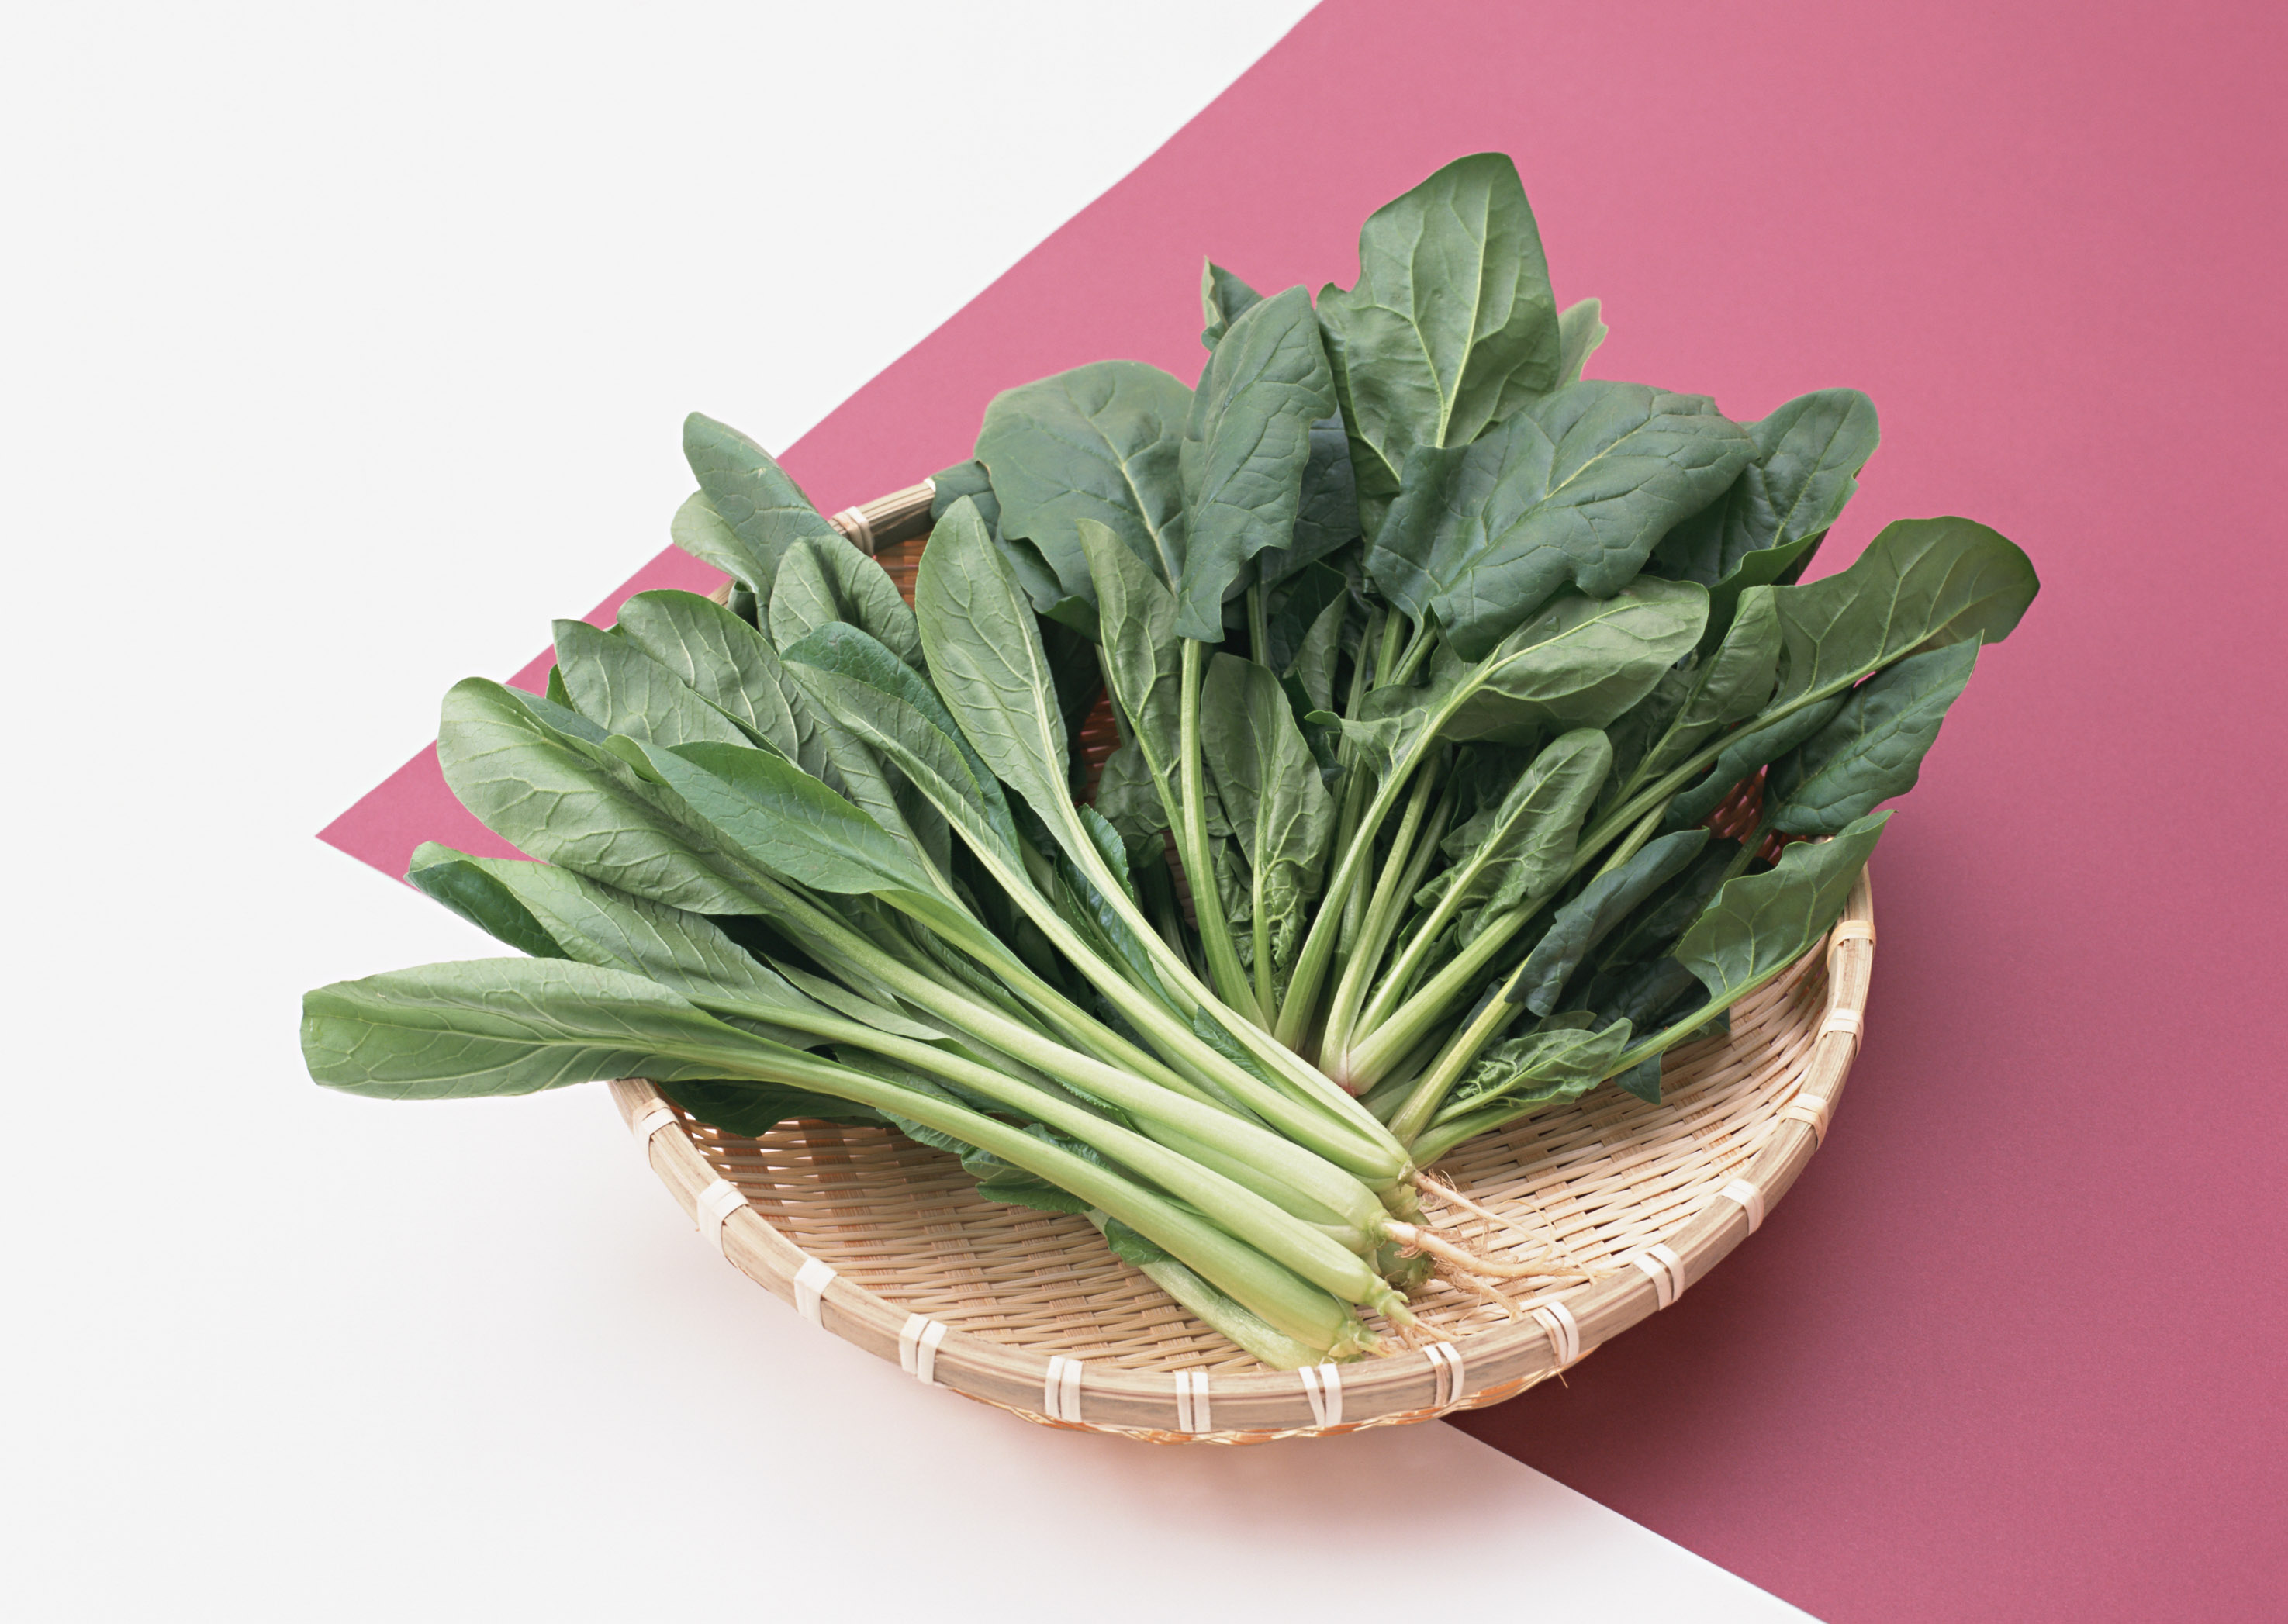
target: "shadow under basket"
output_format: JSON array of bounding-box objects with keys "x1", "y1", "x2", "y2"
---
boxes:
[{"x1": 607, "y1": 479, "x2": 1878, "y2": 1443}]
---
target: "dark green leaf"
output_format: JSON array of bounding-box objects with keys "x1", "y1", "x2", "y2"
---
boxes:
[
  {"x1": 1200, "y1": 655, "x2": 1337, "y2": 969},
  {"x1": 552, "y1": 619, "x2": 752, "y2": 750},
  {"x1": 1446, "y1": 1019, "x2": 1633, "y2": 1116},
  {"x1": 1770, "y1": 517, "x2": 2038, "y2": 706},
  {"x1": 1509, "y1": 829, "x2": 1710, "y2": 1015},
  {"x1": 404, "y1": 843, "x2": 830, "y2": 1045},
  {"x1": 1317, "y1": 153, "x2": 1563, "y2": 512},
  {"x1": 1661, "y1": 691, "x2": 1850, "y2": 830},
  {"x1": 1423, "y1": 727, "x2": 1611, "y2": 940},
  {"x1": 1768, "y1": 639, "x2": 1979, "y2": 834},
  {"x1": 1554, "y1": 297, "x2": 1608, "y2": 385},
  {"x1": 1174, "y1": 286, "x2": 1337, "y2": 639},
  {"x1": 766, "y1": 532, "x2": 925, "y2": 670},
  {"x1": 681, "y1": 413, "x2": 841, "y2": 599},
  {"x1": 1199, "y1": 260, "x2": 1263, "y2": 350},
  {"x1": 637, "y1": 738, "x2": 942, "y2": 902},
  {"x1": 302, "y1": 958, "x2": 765, "y2": 1100},
  {"x1": 929, "y1": 460, "x2": 1002, "y2": 534},
  {"x1": 614, "y1": 590, "x2": 806, "y2": 760},
  {"x1": 1650, "y1": 389, "x2": 1879, "y2": 635},
  {"x1": 1257, "y1": 416, "x2": 1362, "y2": 589},
  {"x1": 437, "y1": 677, "x2": 770, "y2": 917},
  {"x1": 915, "y1": 499, "x2": 1080, "y2": 847},
  {"x1": 780, "y1": 619, "x2": 1025, "y2": 862},
  {"x1": 1421, "y1": 382, "x2": 1755, "y2": 658},
  {"x1": 1436, "y1": 576, "x2": 1710, "y2": 744},
  {"x1": 974, "y1": 360, "x2": 1191, "y2": 595},
  {"x1": 1675, "y1": 814, "x2": 1887, "y2": 1004}
]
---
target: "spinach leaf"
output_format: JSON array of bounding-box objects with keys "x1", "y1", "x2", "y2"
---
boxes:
[
  {"x1": 1316, "y1": 152, "x2": 1562, "y2": 517},
  {"x1": 929, "y1": 460, "x2": 1001, "y2": 534},
  {"x1": 1256, "y1": 416, "x2": 1363, "y2": 590},
  {"x1": 405, "y1": 844, "x2": 825, "y2": 1045},
  {"x1": 1444, "y1": 1018, "x2": 1633, "y2": 1117},
  {"x1": 1770, "y1": 516, "x2": 2037, "y2": 705},
  {"x1": 437, "y1": 677, "x2": 770, "y2": 917},
  {"x1": 1423, "y1": 382, "x2": 1756, "y2": 658},
  {"x1": 1284, "y1": 586, "x2": 1349, "y2": 714},
  {"x1": 1508, "y1": 828, "x2": 1710, "y2": 1015},
  {"x1": 1768, "y1": 639, "x2": 1979, "y2": 834},
  {"x1": 302, "y1": 958, "x2": 766, "y2": 1099},
  {"x1": 1199, "y1": 260, "x2": 1263, "y2": 350},
  {"x1": 1616, "y1": 585, "x2": 1782, "y2": 800},
  {"x1": 1093, "y1": 739, "x2": 1169, "y2": 860},
  {"x1": 552, "y1": 619, "x2": 751, "y2": 749},
  {"x1": 1426, "y1": 727, "x2": 1611, "y2": 940},
  {"x1": 631, "y1": 738, "x2": 948, "y2": 904},
  {"x1": 973, "y1": 360, "x2": 1191, "y2": 596},
  {"x1": 613, "y1": 589, "x2": 807, "y2": 762},
  {"x1": 1080, "y1": 515, "x2": 1182, "y2": 758},
  {"x1": 766, "y1": 532, "x2": 925, "y2": 669},
  {"x1": 1554, "y1": 296, "x2": 1608, "y2": 385},
  {"x1": 1651, "y1": 389, "x2": 1879, "y2": 635},
  {"x1": 681, "y1": 413, "x2": 841, "y2": 598},
  {"x1": 780, "y1": 620, "x2": 1025, "y2": 864},
  {"x1": 914, "y1": 497, "x2": 1079, "y2": 852},
  {"x1": 1661, "y1": 692, "x2": 1851, "y2": 829},
  {"x1": 1174, "y1": 285, "x2": 1337, "y2": 639},
  {"x1": 670, "y1": 492, "x2": 772, "y2": 601},
  {"x1": 1200, "y1": 655, "x2": 1337, "y2": 973},
  {"x1": 1436, "y1": 575, "x2": 1709, "y2": 742},
  {"x1": 1673, "y1": 813, "x2": 1887, "y2": 1007}
]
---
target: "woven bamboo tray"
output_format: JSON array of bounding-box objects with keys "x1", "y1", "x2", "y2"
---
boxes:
[{"x1": 607, "y1": 479, "x2": 1876, "y2": 1443}]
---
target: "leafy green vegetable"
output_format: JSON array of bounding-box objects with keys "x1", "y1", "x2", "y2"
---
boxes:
[
  {"x1": 1318, "y1": 152, "x2": 1562, "y2": 516},
  {"x1": 974, "y1": 360, "x2": 1191, "y2": 598},
  {"x1": 312, "y1": 152, "x2": 2039, "y2": 1367},
  {"x1": 1200, "y1": 654, "x2": 1336, "y2": 991},
  {"x1": 1768, "y1": 639, "x2": 1979, "y2": 833},
  {"x1": 1650, "y1": 389, "x2": 1879, "y2": 637},
  {"x1": 768, "y1": 533, "x2": 925, "y2": 669},
  {"x1": 1174, "y1": 286, "x2": 1336, "y2": 639},
  {"x1": 681, "y1": 413, "x2": 842, "y2": 596},
  {"x1": 1423, "y1": 383, "x2": 1756, "y2": 658}
]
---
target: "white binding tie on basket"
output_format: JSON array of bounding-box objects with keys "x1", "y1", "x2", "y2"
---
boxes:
[
  {"x1": 1043, "y1": 1356, "x2": 1084, "y2": 1423},
  {"x1": 1819, "y1": 1006, "x2": 1865, "y2": 1049},
  {"x1": 1298, "y1": 1363, "x2": 1345, "y2": 1428},
  {"x1": 1781, "y1": 1090, "x2": 1834, "y2": 1143},
  {"x1": 1173, "y1": 1370, "x2": 1211, "y2": 1435},
  {"x1": 1531, "y1": 1300, "x2": 1582, "y2": 1368},
  {"x1": 792, "y1": 1256, "x2": 836, "y2": 1328},
  {"x1": 899, "y1": 1313, "x2": 947, "y2": 1386},
  {"x1": 696, "y1": 1179, "x2": 745, "y2": 1255},
  {"x1": 1633, "y1": 1242, "x2": 1688, "y2": 1309},
  {"x1": 1829, "y1": 918, "x2": 1877, "y2": 952},
  {"x1": 629, "y1": 1101, "x2": 679, "y2": 1145},
  {"x1": 1719, "y1": 1177, "x2": 1767, "y2": 1235},
  {"x1": 1425, "y1": 1342, "x2": 1467, "y2": 1409},
  {"x1": 833, "y1": 506, "x2": 876, "y2": 554}
]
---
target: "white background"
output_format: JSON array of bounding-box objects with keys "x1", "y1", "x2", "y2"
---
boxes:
[{"x1": 2, "y1": 5, "x2": 1807, "y2": 1617}]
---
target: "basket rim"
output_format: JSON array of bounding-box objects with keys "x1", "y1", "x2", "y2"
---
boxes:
[{"x1": 607, "y1": 482, "x2": 1876, "y2": 1443}]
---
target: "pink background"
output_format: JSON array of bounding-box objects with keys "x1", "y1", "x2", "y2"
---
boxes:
[{"x1": 323, "y1": 3, "x2": 2286, "y2": 1617}]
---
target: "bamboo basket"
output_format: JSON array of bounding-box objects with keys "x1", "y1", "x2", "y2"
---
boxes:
[{"x1": 608, "y1": 479, "x2": 1875, "y2": 1443}]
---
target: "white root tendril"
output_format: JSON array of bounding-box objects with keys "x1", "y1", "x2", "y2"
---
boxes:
[
  {"x1": 1412, "y1": 1172, "x2": 1567, "y2": 1249},
  {"x1": 1384, "y1": 1221, "x2": 1595, "y2": 1281}
]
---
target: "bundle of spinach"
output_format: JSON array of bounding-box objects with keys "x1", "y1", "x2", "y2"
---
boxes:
[{"x1": 302, "y1": 153, "x2": 2037, "y2": 1367}]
